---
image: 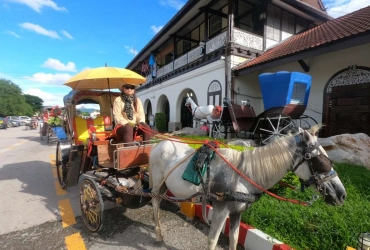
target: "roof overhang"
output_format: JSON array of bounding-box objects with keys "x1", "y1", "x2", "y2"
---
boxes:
[
  {"x1": 273, "y1": 0, "x2": 333, "y2": 23},
  {"x1": 234, "y1": 32, "x2": 370, "y2": 76},
  {"x1": 126, "y1": 0, "x2": 215, "y2": 69}
]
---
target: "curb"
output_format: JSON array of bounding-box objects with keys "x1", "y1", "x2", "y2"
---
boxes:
[{"x1": 181, "y1": 202, "x2": 293, "y2": 250}]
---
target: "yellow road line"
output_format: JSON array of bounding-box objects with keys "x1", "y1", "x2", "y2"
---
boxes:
[
  {"x1": 65, "y1": 232, "x2": 86, "y2": 250},
  {"x1": 52, "y1": 168, "x2": 58, "y2": 179},
  {"x1": 50, "y1": 154, "x2": 54, "y2": 160},
  {"x1": 55, "y1": 181, "x2": 67, "y2": 196},
  {"x1": 58, "y1": 199, "x2": 76, "y2": 228},
  {"x1": 50, "y1": 159, "x2": 56, "y2": 166}
]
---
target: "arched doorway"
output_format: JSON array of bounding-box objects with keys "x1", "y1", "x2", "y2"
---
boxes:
[
  {"x1": 323, "y1": 66, "x2": 370, "y2": 137},
  {"x1": 181, "y1": 97, "x2": 193, "y2": 128},
  {"x1": 164, "y1": 100, "x2": 169, "y2": 131},
  {"x1": 145, "y1": 101, "x2": 152, "y2": 124}
]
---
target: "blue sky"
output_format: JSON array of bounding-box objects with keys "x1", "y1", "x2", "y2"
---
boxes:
[{"x1": 0, "y1": 0, "x2": 368, "y2": 107}]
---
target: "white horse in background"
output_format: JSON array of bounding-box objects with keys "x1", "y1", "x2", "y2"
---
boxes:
[{"x1": 185, "y1": 94, "x2": 215, "y2": 129}]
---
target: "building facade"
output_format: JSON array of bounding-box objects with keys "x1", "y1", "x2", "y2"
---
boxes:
[{"x1": 126, "y1": 0, "x2": 370, "y2": 136}]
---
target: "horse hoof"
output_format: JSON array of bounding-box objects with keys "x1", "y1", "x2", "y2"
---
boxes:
[{"x1": 154, "y1": 241, "x2": 164, "y2": 247}]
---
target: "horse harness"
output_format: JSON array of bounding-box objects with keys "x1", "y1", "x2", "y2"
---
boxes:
[
  {"x1": 194, "y1": 143, "x2": 261, "y2": 205},
  {"x1": 291, "y1": 133, "x2": 338, "y2": 193}
]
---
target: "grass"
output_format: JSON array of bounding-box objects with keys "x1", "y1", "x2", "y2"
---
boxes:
[
  {"x1": 176, "y1": 135, "x2": 370, "y2": 250},
  {"x1": 242, "y1": 163, "x2": 370, "y2": 250}
]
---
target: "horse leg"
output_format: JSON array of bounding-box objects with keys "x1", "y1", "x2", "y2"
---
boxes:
[
  {"x1": 207, "y1": 203, "x2": 229, "y2": 250},
  {"x1": 152, "y1": 197, "x2": 164, "y2": 245},
  {"x1": 228, "y1": 212, "x2": 242, "y2": 250}
]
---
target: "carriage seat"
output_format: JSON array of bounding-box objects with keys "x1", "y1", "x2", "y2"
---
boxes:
[
  {"x1": 73, "y1": 116, "x2": 113, "y2": 144},
  {"x1": 229, "y1": 104, "x2": 256, "y2": 133}
]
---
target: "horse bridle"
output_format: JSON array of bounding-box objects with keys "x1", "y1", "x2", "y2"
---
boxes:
[{"x1": 291, "y1": 133, "x2": 338, "y2": 192}]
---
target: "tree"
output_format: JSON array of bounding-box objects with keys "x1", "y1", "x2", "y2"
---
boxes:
[
  {"x1": 24, "y1": 94, "x2": 44, "y2": 114},
  {"x1": 0, "y1": 78, "x2": 33, "y2": 116}
]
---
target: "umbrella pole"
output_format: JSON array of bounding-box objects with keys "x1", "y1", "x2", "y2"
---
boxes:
[{"x1": 107, "y1": 78, "x2": 114, "y2": 130}]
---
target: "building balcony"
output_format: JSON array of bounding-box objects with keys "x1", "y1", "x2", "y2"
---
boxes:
[{"x1": 138, "y1": 29, "x2": 263, "y2": 91}]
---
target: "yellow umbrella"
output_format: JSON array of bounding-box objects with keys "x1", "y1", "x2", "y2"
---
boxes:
[{"x1": 64, "y1": 67, "x2": 146, "y2": 90}]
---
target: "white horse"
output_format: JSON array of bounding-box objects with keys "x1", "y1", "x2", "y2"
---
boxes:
[
  {"x1": 149, "y1": 125, "x2": 346, "y2": 250},
  {"x1": 185, "y1": 94, "x2": 215, "y2": 128}
]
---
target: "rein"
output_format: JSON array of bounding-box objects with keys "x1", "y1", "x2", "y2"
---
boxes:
[
  {"x1": 202, "y1": 140, "x2": 310, "y2": 206},
  {"x1": 137, "y1": 125, "x2": 333, "y2": 206}
]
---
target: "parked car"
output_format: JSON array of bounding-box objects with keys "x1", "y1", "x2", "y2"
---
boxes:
[
  {"x1": 7, "y1": 118, "x2": 21, "y2": 127},
  {"x1": 0, "y1": 117, "x2": 8, "y2": 129},
  {"x1": 7, "y1": 116, "x2": 30, "y2": 125},
  {"x1": 19, "y1": 116, "x2": 32, "y2": 121}
]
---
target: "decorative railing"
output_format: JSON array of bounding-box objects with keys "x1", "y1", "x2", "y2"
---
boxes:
[
  {"x1": 156, "y1": 67, "x2": 164, "y2": 78},
  {"x1": 143, "y1": 29, "x2": 263, "y2": 85},
  {"x1": 174, "y1": 53, "x2": 188, "y2": 70},
  {"x1": 188, "y1": 45, "x2": 204, "y2": 63},
  {"x1": 163, "y1": 62, "x2": 173, "y2": 75},
  {"x1": 206, "y1": 31, "x2": 227, "y2": 54},
  {"x1": 233, "y1": 28, "x2": 263, "y2": 51}
]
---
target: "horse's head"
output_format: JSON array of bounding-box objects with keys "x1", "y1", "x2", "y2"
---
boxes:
[
  {"x1": 185, "y1": 97, "x2": 191, "y2": 107},
  {"x1": 292, "y1": 125, "x2": 346, "y2": 206}
]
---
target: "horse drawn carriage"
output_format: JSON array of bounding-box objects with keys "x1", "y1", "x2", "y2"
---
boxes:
[
  {"x1": 187, "y1": 71, "x2": 318, "y2": 144},
  {"x1": 56, "y1": 68, "x2": 346, "y2": 249}
]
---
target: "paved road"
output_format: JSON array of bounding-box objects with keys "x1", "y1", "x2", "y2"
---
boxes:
[{"x1": 0, "y1": 126, "x2": 237, "y2": 250}]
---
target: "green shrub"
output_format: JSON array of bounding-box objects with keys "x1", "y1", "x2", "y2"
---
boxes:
[{"x1": 155, "y1": 112, "x2": 167, "y2": 132}]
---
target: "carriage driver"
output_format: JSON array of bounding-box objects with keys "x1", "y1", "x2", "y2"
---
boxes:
[{"x1": 113, "y1": 83, "x2": 151, "y2": 143}]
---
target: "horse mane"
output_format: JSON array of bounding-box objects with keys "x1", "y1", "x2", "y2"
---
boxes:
[{"x1": 218, "y1": 135, "x2": 297, "y2": 186}]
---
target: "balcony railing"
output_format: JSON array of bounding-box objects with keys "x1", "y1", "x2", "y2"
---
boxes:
[
  {"x1": 143, "y1": 29, "x2": 263, "y2": 85},
  {"x1": 233, "y1": 28, "x2": 263, "y2": 51}
]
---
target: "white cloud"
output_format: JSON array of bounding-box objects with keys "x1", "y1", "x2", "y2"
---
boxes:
[
  {"x1": 42, "y1": 58, "x2": 76, "y2": 72},
  {"x1": 61, "y1": 30, "x2": 73, "y2": 39},
  {"x1": 24, "y1": 72, "x2": 71, "y2": 85},
  {"x1": 7, "y1": 0, "x2": 67, "y2": 13},
  {"x1": 159, "y1": 0, "x2": 185, "y2": 10},
  {"x1": 20, "y1": 22, "x2": 60, "y2": 39},
  {"x1": 151, "y1": 25, "x2": 163, "y2": 34},
  {"x1": 24, "y1": 88, "x2": 66, "y2": 106},
  {"x1": 323, "y1": 0, "x2": 369, "y2": 18},
  {"x1": 5, "y1": 31, "x2": 21, "y2": 38},
  {"x1": 124, "y1": 45, "x2": 138, "y2": 56}
]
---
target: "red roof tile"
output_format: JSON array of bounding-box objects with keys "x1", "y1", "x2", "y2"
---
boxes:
[{"x1": 235, "y1": 5, "x2": 370, "y2": 71}]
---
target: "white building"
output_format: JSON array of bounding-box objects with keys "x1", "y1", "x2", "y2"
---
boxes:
[{"x1": 126, "y1": 0, "x2": 370, "y2": 137}]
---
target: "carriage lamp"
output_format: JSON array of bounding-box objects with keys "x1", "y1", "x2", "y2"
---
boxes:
[{"x1": 358, "y1": 232, "x2": 370, "y2": 250}]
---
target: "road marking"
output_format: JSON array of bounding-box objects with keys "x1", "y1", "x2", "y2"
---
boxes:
[
  {"x1": 0, "y1": 140, "x2": 27, "y2": 154},
  {"x1": 58, "y1": 199, "x2": 76, "y2": 228},
  {"x1": 55, "y1": 180, "x2": 67, "y2": 195},
  {"x1": 52, "y1": 168, "x2": 58, "y2": 179},
  {"x1": 65, "y1": 233, "x2": 86, "y2": 250}
]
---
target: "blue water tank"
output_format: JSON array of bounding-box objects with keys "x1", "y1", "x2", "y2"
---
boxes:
[{"x1": 259, "y1": 71, "x2": 311, "y2": 110}]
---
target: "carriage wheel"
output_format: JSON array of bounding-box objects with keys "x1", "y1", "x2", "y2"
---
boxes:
[
  {"x1": 259, "y1": 115, "x2": 294, "y2": 145},
  {"x1": 293, "y1": 115, "x2": 318, "y2": 131},
  {"x1": 39, "y1": 125, "x2": 43, "y2": 140},
  {"x1": 212, "y1": 121, "x2": 226, "y2": 139},
  {"x1": 56, "y1": 141, "x2": 68, "y2": 189},
  {"x1": 47, "y1": 127, "x2": 52, "y2": 143},
  {"x1": 80, "y1": 178, "x2": 104, "y2": 232}
]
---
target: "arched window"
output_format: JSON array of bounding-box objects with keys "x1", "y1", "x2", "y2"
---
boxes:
[{"x1": 207, "y1": 80, "x2": 222, "y2": 106}]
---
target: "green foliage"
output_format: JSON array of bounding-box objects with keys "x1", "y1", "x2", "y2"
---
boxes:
[
  {"x1": 0, "y1": 78, "x2": 40, "y2": 116},
  {"x1": 47, "y1": 117, "x2": 63, "y2": 126},
  {"x1": 0, "y1": 78, "x2": 33, "y2": 116},
  {"x1": 242, "y1": 163, "x2": 370, "y2": 250},
  {"x1": 155, "y1": 112, "x2": 167, "y2": 132},
  {"x1": 24, "y1": 94, "x2": 43, "y2": 114}
]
